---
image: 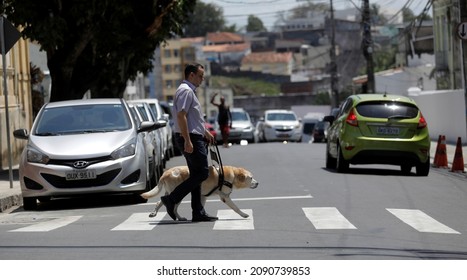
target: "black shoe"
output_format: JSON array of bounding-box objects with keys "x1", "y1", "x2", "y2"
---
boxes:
[
  {"x1": 192, "y1": 213, "x2": 218, "y2": 222},
  {"x1": 161, "y1": 196, "x2": 176, "y2": 221}
]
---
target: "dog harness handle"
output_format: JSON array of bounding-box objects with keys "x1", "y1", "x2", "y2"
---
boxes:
[{"x1": 206, "y1": 144, "x2": 232, "y2": 197}]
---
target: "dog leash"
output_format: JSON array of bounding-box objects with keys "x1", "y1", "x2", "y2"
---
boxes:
[{"x1": 206, "y1": 143, "x2": 232, "y2": 196}]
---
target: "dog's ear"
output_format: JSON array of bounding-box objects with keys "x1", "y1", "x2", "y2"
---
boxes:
[{"x1": 237, "y1": 173, "x2": 246, "y2": 182}]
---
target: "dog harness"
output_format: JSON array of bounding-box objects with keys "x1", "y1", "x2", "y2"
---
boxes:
[{"x1": 206, "y1": 144, "x2": 233, "y2": 196}]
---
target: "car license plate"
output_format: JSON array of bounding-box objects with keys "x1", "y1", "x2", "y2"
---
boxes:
[
  {"x1": 65, "y1": 170, "x2": 97, "y2": 180},
  {"x1": 277, "y1": 133, "x2": 290, "y2": 138},
  {"x1": 376, "y1": 127, "x2": 400, "y2": 135}
]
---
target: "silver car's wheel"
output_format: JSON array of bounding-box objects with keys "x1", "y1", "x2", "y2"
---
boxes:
[{"x1": 23, "y1": 197, "x2": 38, "y2": 211}]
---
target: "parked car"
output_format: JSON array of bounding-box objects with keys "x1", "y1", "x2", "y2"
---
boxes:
[
  {"x1": 311, "y1": 120, "x2": 330, "y2": 143},
  {"x1": 13, "y1": 99, "x2": 165, "y2": 210},
  {"x1": 215, "y1": 108, "x2": 256, "y2": 144},
  {"x1": 128, "y1": 101, "x2": 166, "y2": 180},
  {"x1": 159, "y1": 101, "x2": 179, "y2": 156},
  {"x1": 325, "y1": 94, "x2": 430, "y2": 176},
  {"x1": 256, "y1": 109, "x2": 302, "y2": 142},
  {"x1": 132, "y1": 99, "x2": 173, "y2": 162}
]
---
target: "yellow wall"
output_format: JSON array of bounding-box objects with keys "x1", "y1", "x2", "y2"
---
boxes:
[{"x1": 0, "y1": 36, "x2": 32, "y2": 169}]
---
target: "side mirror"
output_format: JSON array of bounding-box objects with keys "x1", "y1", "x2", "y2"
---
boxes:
[
  {"x1": 323, "y1": 115, "x2": 335, "y2": 125},
  {"x1": 13, "y1": 129, "x2": 29, "y2": 140}
]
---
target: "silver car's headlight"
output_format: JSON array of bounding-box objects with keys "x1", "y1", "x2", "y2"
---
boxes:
[
  {"x1": 111, "y1": 138, "x2": 136, "y2": 159},
  {"x1": 26, "y1": 148, "x2": 49, "y2": 164}
]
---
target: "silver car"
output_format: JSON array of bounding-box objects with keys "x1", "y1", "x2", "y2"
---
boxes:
[
  {"x1": 257, "y1": 109, "x2": 302, "y2": 142},
  {"x1": 132, "y1": 99, "x2": 173, "y2": 162},
  {"x1": 13, "y1": 98, "x2": 163, "y2": 210},
  {"x1": 127, "y1": 101, "x2": 166, "y2": 181},
  {"x1": 216, "y1": 108, "x2": 256, "y2": 143}
]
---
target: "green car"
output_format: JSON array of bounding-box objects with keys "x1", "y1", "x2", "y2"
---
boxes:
[{"x1": 325, "y1": 94, "x2": 430, "y2": 176}]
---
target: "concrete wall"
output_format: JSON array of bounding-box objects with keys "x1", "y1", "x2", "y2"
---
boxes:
[{"x1": 409, "y1": 89, "x2": 467, "y2": 145}]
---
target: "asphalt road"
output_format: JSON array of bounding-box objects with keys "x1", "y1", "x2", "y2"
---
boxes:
[{"x1": 0, "y1": 142, "x2": 466, "y2": 260}]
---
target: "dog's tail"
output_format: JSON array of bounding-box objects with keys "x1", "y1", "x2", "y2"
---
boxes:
[{"x1": 140, "y1": 184, "x2": 163, "y2": 199}]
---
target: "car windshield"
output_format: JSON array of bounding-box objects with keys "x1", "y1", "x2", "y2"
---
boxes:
[
  {"x1": 267, "y1": 113, "x2": 296, "y2": 121},
  {"x1": 34, "y1": 104, "x2": 131, "y2": 135},
  {"x1": 356, "y1": 101, "x2": 419, "y2": 119},
  {"x1": 232, "y1": 111, "x2": 249, "y2": 121}
]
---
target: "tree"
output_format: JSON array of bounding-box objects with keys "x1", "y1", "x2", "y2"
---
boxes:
[
  {"x1": 246, "y1": 15, "x2": 266, "y2": 32},
  {"x1": 183, "y1": 1, "x2": 228, "y2": 37},
  {"x1": 2, "y1": 0, "x2": 196, "y2": 101}
]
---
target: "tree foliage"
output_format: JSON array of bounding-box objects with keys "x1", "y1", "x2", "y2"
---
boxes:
[
  {"x1": 183, "y1": 1, "x2": 228, "y2": 37},
  {"x1": 2, "y1": 0, "x2": 196, "y2": 101},
  {"x1": 246, "y1": 15, "x2": 266, "y2": 32}
]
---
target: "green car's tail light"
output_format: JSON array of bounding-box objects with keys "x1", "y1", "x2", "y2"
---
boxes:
[
  {"x1": 346, "y1": 109, "x2": 358, "y2": 127},
  {"x1": 417, "y1": 113, "x2": 427, "y2": 129}
]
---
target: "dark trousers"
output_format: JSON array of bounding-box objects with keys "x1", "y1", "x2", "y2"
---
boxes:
[{"x1": 168, "y1": 133, "x2": 209, "y2": 215}]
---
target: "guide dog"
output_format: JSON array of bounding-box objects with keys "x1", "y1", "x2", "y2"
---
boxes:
[{"x1": 141, "y1": 165, "x2": 259, "y2": 221}]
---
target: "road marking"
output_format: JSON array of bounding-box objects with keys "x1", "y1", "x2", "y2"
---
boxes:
[
  {"x1": 213, "y1": 209, "x2": 253, "y2": 230},
  {"x1": 141, "y1": 195, "x2": 313, "y2": 206},
  {"x1": 387, "y1": 209, "x2": 460, "y2": 234},
  {"x1": 111, "y1": 213, "x2": 164, "y2": 231},
  {"x1": 303, "y1": 207, "x2": 357, "y2": 229},
  {"x1": 9, "y1": 216, "x2": 82, "y2": 232}
]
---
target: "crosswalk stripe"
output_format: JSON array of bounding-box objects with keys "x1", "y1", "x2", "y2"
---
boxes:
[
  {"x1": 387, "y1": 209, "x2": 460, "y2": 234},
  {"x1": 213, "y1": 209, "x2": 253, "y2": 230},
  {"x1": 9, "y1": 216, "x2": 82, "y2": 232},
  {"x1": 111, "y1": 213, "x2": 165, "y2": 231},
  {"x1": 303, "y1": 207, "x2": 357, "y2": 229}
]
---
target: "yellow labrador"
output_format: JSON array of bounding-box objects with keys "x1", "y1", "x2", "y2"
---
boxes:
[{"x1": 141, "y1": 165, "x2": 259, "y2": 221}]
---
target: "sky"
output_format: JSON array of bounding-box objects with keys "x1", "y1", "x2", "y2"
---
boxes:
[{"x1": 202, "y1": 0, "x2": 431, "y2": 30}]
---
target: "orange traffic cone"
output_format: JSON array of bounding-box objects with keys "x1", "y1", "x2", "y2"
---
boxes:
[
  {"x1": 450, "y1": 137, "x2": 465, "y2": 173},
  {"x1": 433, "y1": 135, "x2": 448, "y2": 168}
]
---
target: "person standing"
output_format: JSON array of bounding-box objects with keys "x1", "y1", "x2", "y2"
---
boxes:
[
  {"x1": 211, "y1": 93, "x2": 232, "y2": 148},
  {"x1": 161, "y1": 63, "x2": 217, "y2": 222}
]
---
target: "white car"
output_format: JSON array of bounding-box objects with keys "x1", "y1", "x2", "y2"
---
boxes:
[
  {"x1": 128, "y1": 101, "x2": 166, "y2": 182},
  {"x1": 257, "y1": 109, "x2": 302, "y2": 142},
  {"x1": 13, "y1": 99, "x2": 165, "y2": 210},
  {"x1": 132, "y1": 99, "x2": 173, "y2": 162}
]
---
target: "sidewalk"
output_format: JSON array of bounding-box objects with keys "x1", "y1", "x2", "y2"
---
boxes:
[{"x1": 1, "y1": 142, "x2": 466, "y2": 213}]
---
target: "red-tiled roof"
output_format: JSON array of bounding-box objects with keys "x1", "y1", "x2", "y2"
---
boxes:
[
  {"x1": 206, "y1": 32, "x2": 244, "y2": 44},
  {"x1": 203, "y1": 42, "x2": 250, "y2": 53},
  {"x1": 242, "y1": 51, "x2": 293, "y2": 63}
]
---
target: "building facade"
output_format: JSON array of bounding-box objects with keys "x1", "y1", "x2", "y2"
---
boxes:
[{"x1": 0, "y1": 36, "x2": 32, "y2": 169}]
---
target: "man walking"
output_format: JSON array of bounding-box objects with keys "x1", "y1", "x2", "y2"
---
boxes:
[
  {"x1": 161, "y1": 63, "x2": 217, "y2": 222},
  {"x1": 211, "y1": 93, "x2": 232, "y2": 148}
]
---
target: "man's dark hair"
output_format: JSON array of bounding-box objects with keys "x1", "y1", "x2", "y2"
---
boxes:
[{"x1": 184, "y1": 63, "x2": 204, "y2": 78}]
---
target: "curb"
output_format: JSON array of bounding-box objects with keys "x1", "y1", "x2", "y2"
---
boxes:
[{"x1": 0, "y1": 193, "x2": 22, "y2": 212}]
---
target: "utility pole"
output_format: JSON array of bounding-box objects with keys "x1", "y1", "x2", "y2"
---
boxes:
[
  {"x1": 361, "y1": 0, "x2": 375, "y2": 93},
  {"x1": 330, "y1": 0, "x2": 339, "y2": 107}
]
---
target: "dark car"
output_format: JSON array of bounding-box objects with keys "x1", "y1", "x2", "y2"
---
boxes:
[{"x1": 312, "y1": 121, "x2": 330, "y2": 143}]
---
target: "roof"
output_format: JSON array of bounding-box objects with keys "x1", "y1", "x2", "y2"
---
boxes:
[
  {"x1": 350, "y1": 94, "x2": 417, "y2": 104},
  {"x1": 206, "y1": 32, "x2": 244, "y2": 44},
  {"x1": 202, "y1": 42, "x2": 250, "y2": 53},
  {"x1": 242, "y1": 51, "x2": 293, "y2": 64}
]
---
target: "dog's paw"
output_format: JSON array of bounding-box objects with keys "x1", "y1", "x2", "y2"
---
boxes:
[
  {"x1": 149, "y1": 211, "x2": 158, "y2": 218},
  {"x1": 240, "y1": 213, "x2": 249, "y2": 218}
]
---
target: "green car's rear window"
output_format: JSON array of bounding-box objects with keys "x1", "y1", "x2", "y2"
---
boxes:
[{"x1": 356, "y1": 101, "x2": 419, "y2": 119}]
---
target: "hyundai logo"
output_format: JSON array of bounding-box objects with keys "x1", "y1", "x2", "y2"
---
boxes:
[{"x1": 73, "y1": 161, "x2": 89, "y2": 169}]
